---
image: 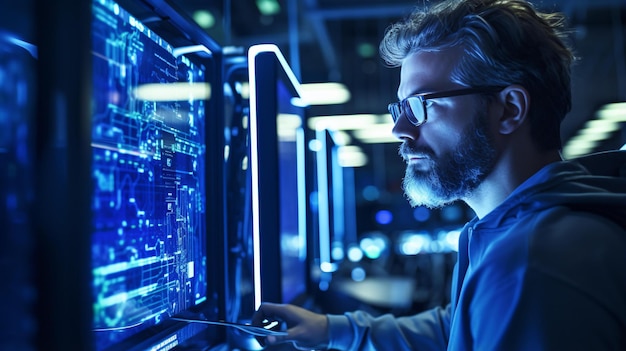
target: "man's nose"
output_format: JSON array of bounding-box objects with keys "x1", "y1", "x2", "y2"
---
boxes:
[{"x1": 391, "y1": 111, "x2": 419, "y2": 141}]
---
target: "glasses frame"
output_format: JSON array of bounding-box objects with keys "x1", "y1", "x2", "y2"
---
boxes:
[{"x1": 388, "y1": 86, "x2": 506, "y2": 126}]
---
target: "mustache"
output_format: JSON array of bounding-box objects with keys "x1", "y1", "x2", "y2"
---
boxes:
[{"x1": 398, "y1": 142, "x2": 435, "y2": 160}]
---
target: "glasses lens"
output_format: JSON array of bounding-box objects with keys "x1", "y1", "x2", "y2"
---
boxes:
[
  {"x1": 388, "y1": 102, "x2": 401, "y2": 123},
  {"x1": 406, "y1": 97, "x2": 424, "y2": 126}
]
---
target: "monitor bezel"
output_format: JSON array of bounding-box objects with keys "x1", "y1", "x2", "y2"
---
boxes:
[{"x1": 247, "y1": 44, "x2": 310, "y2": 309}]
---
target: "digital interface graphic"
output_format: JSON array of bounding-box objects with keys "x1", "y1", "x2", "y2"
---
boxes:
[{"x1": 90, "y1": 0, "x2": 207, "y2": 349}]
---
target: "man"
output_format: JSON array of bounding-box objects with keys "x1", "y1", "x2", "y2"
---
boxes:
[{"x1": 253, "y1": 0, "x2": 626, "y2": 349}]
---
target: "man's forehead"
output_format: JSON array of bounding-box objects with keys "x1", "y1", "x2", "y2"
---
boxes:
[{"x1": 397, "y1": 48, "x2": 464, "y2": 99}]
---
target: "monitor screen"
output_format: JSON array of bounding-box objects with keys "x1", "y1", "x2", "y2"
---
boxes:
[
  {"x1": 315, "y1": 128, "x2": 345, "y2": 285},
  {"x1": 90, "y1": 0, "x2": 210, "y2": 349},
  {"x1": 248, "y1": 44, "x2": 308, "y2": 308},
  {"x1": 0, "y1": 5, "x2": 37, "y2": 349},
  {"x1": 276, "y1": 84, "x2": 308, "y2": 304}
]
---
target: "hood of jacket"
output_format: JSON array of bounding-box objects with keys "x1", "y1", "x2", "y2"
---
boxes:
[{"x1": 472, "y1": 150, "x2": 626, "y2": 230}]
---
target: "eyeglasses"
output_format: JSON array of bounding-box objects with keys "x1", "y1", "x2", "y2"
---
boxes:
[{"x1": 387, "y1": 86, "x2": 505, "y2": 126}]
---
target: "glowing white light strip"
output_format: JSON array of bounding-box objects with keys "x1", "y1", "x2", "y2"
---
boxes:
[
  {"x1": 248, "y1": 44, "x2": 305, "y2": 310},
  {"x1": 172, "y1": 44, "x2": 212, "y2": 58},
  {"x1": 337, "y1": 145, "x2": 368, "y2": 168},
  {"x1": 298, "y1": 82, "x2": 351, "y2": 105},
  {"x1": 248, "y1": 46, "x2": 263, "y2": 311},
  {"x1": 4, "y1": 35, "x2": 38, "y2": 58},
  {"x1": 297, "y1": 128, "x2": 308, "y2": 260},
  {"x1": 562, "y1": 102, "x2": 626, "y2": 158},
  {"x1": 132, "y1": 82, "x2": 211, "y2": 101},
  {"x1": 307, "y1": 114, "x2": 399, "y2": 143},
  {"x1": 308, "y1": 114, "x2": 380, "y2": 131},
  {"x1": 332, "y1": 147, "x2": 345, "y2": 251},
  {"x1": 316, "y1": 129, "x2": 332, "y2": 272}
]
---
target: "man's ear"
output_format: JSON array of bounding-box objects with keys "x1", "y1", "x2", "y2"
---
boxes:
[{"x1": 497, "y1": 84, "x2": 530, "y2": 135}]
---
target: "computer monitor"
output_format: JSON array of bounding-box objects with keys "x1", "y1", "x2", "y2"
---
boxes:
[
  {"x1": 277, "y1": 123, "x2": 308, "y2": 304},
  {"x1": 315, "y1": 128, "x2": 345, "y2": 287},
  {"x1": 248, "y1": 44, "x2": 309, "y2": 308},
  {"x1": 222, "y1": 56, "x2": 254, "y2": 323},
  {"x1": 0, "y1": 4, "x2": 37, "y2": 349},
  {"x1": 90, "y1": 0, "x2": 224, "y2": 349}
]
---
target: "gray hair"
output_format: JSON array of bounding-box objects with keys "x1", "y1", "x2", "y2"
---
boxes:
[{"x1": 380, "y1": 0, "x2": 575, "y2": 150}]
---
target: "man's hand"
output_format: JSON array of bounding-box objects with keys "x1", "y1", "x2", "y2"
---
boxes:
[{"x1": 252, "y1": 302, "x2": 330, "y2": 350}]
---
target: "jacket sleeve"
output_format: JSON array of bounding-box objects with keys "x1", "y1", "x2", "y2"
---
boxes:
[{"x1": 326, "y1": 304, "x2": 451, "y2": 351}]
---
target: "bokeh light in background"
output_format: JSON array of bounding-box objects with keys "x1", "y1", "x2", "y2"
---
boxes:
[
  {"x1": 332, "y1": 242, "x2": 345, "y2": 261},
  {"x1": 359, "y1": 232, "x2": 389, "y2": 260},
  {"x1": 413, "y1": 206, "x2": 431, "y2": 222},
  {"x1": 361, "y1": 185, "x2": 380, "y2": 201},
  {"x1": 397, "y1": 229, "x2": 461, "y2": 255},
  {"x1": 441, "y1": 204, "x2": 464, "y2": 222},
  {"x1": 347, "y1": 244, "x2": 363, "y2": 262},
  {"x1": 351, "y1": 267, "x2": 367, "y2": 282},
  {"x1": 375, "y1": 209, "x2": 393, "y2": 225}
]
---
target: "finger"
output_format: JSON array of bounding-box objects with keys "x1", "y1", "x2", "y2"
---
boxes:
[
  {"x1": 266, "y1": 335, "x2": 278, "y2": 344},
  {"x1": 251, "y1": 302, "x2": 284, "y2": 326},
  {"x1": 254, "y1": 323, "x2": 289, "y2": 347},
  {"x1": 264, "y1": 333, "x2": 292, "y2": 345}
]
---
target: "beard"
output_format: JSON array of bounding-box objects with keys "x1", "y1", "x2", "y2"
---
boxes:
[{"x1": 400, "y1": 110, "x2": 496, "y2": 209}]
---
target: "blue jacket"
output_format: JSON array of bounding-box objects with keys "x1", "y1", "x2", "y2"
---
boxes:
[{"x1": 327, "y1": 151, "x2": 626, "y2": 350}]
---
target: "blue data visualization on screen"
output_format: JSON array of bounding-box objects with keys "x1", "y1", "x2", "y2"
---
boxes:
[{"x1": 90, "y1": 0, "x2": 208, "y2": 349}]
